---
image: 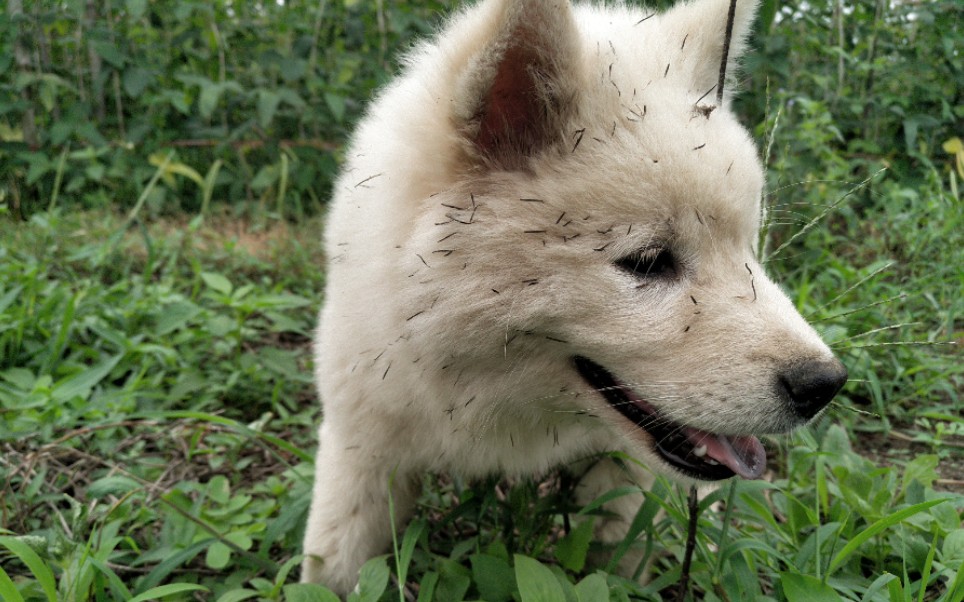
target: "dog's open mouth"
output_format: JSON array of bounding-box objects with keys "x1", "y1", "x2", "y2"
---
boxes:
[{"x1": 573, "y1": 356, "x2": 766, "y2": 481}]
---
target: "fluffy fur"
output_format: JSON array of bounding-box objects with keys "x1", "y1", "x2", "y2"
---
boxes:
[{"x1": 301, "y1": 0, "x2": 847, "y2": 595}]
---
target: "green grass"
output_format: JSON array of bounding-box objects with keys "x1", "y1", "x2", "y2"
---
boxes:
[{"x1": 0, "y1": 155, "x2": 962, "y2": 602}]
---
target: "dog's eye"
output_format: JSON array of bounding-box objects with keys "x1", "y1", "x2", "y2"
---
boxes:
[{"x1": 615, "y1": 248, "x2": 677, "y2": 279}]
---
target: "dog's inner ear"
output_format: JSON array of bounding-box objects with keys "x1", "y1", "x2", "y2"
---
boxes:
[
  {"x1": 462, "y1": 1, "x2": 581, "y2": 169},
  {"x1": 475, "y1": 33, "x2": 547, "y2": 157}
]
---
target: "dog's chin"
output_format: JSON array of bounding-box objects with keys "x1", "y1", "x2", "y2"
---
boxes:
[{"x1": 573, "y1": 356, "x2": 768, "y2": 482}]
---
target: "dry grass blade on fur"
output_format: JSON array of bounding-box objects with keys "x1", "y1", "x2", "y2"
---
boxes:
[{"x1": 715, "y1": 0, "x2": 739, "y2": 105}]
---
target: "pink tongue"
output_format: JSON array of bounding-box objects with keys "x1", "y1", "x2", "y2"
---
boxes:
[{"x1": 684, "y1": 428, "x2": 766, "y2": 479}]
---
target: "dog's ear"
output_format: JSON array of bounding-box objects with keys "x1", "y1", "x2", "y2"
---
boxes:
[
  {"x1": 663, "y1": 0, "x2": 760, "y2": 100},
  {"x1": 451, "y1": 0, "x2": 583, "y2": 169}
]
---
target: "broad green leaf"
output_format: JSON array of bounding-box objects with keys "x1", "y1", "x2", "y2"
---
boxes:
[
  {"x1": 354, "y1": 556, "x2": 390, "y2": 602},
  {"x1": 212, "y1": 589, "x2": 259, "y2": 602},
  {"x1": 250, "y1": 165, "x2": 279, "y2": 191},
  {"x1": 514, "y1": 555, "x2": 565, "y2": 602},
  {"x1": 902, "y1": 454, "x2": 939, "y2": 491},
  {"x1": 39, "y1": 80, "x2": 56, "y2": 111},
  {"x1": 416, "y1": 572, "x2": 439, "y2": 602},
  {"x1": 75, "y1": 121, "x2": 108, "y2": 146},
  {"x1": 943, "y1": 530, "x2": 964, "y2": 568},
  {"x1": 25, "y1": 154, "x2": 53, "y2": 184},
  {"x1": 278, "y1": 88, "x2": 306, "y2": 109},
  {"x1": 781, "y1": 573, "x2": 842, "y2": 602},
  {"x1": 206, "y1": 541, "x2": 232, "y2": 569},
  {"x1": 225, "y1": 531, "x2": 253, "y2": 551},
  {"x1": 121, "y1": 66, "x2": 154, "y2": 98},
  {"x1": 199, "y1": 82, "x2": 222, "y2": 119},
  {"x1": 279, "y1": 58, "x2": 306, "y2": 82},
  {"x1": 88, "y1": 475, "x2": 142, "y2": 498},
  {"x1": 207, "y1": 475, "x2": 231, "y2": 504},
  {"x1": 555, "y1": 518, "x2": 594, "y2": 572},
  {"x1": 157, "y1": 300, "x2": 202, "y2": 334},
  {"x1": 201, "y1": 272, "x2": 233, "y2": 295},
  {"x1": 324, "y1": 93, "x2": 347, "y2": 123},
  {"x1": 282, "y1": 583, "x2": 340, "y2": 602},
  {"x1": 257, "y1": 90, "x2": 282, "y2": 128},
  {"x1": 1, "y1": 367, "x2": 34, "y2": 391},
  {"x1": 85, "y1": 163, "x2": 106, "y2": 182},
  {"x1": 51, "y1": 354, "x2": 123, "y2": 402},
  {"x1": 434, "y1": 559, "x2": 471, "y2": 602},
  {"x1": 574, "y1": 573, "x2": 609, "y2": 602},
  {"x1": 92, "y1": 40, "x2": 126, "y2": 68},
  {"x1": 471, "y1": 553, "x2": 515, "y2": 602},
  {"x1": 206, "y1": 314, "x2": 234, "y2": 336},
  {"x1": 821, "y1": 424, "x2": 853, "y2": 455},
  {"x1": 125, "y1": 0, "x2": 147, "y2": 20}
]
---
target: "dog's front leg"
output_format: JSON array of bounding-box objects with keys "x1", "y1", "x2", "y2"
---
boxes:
[{"x1": 300, "y1": 422, "x2": 419, "y2": 596}]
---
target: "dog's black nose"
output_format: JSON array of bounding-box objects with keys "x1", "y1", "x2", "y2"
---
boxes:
[{"x1": 780, "y1": 358, "x2": 848, "y2": 419}]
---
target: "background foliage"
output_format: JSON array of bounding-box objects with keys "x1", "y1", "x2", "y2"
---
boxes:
[
  {"x1": 1, "y1": 0, "x2": 960, "y2": 218},
  {"x1": 1, "y1": 0, "x2": 452, "y2": 217},
  {"x1": 0, "y1": 0, "x2": 962, "y2": 601}
]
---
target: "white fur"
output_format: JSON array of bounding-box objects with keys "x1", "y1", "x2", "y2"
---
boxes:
[{"x1": 301, "y1": 0, "x2": 843, "y2": 595}]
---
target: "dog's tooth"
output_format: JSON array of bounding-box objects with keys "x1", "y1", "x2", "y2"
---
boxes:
[
  {"x1": 693, "y1": 444, "x2": 707, "y2": 458},
  {"x1": 706, "y1": 459, "x2": 719, "y2": 465}
]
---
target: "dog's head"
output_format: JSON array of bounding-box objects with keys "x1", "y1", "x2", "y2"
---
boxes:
[{"x1": 348, "y1": 0, "x2": 847, "y2": 482}]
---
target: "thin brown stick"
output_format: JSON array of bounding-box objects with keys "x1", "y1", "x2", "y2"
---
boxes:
[{"x1": 677, "y1": 485, "x2": 700, "y2": 602}]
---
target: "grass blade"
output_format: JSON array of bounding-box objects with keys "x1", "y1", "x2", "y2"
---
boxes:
[
  {"x1": 128, "y1": 583, "x2": 208, "y2": 602},
  {"x1": 0, "y1": 536, "x2": 57, "y2": 602},
  {"x1": 0, "y1": 565, "x2": 26, "y2": 602},
  {"x1": 765, "y1": 168, "x2": 886, "y2": 262},
  {"x1": 827, "y1": 498, "x2": 950, "y2": 575}
]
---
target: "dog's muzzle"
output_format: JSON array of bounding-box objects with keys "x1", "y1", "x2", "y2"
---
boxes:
[{"x1": 573, "y1": 355, "x2": 847, "y2": 481}]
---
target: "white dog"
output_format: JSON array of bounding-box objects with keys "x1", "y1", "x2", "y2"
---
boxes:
[{"x1": 301, "y1": 0, "x2": 847, "y2": 594}]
